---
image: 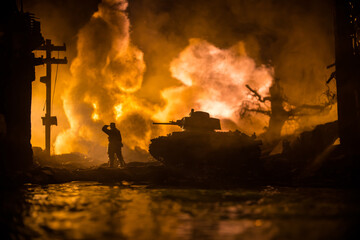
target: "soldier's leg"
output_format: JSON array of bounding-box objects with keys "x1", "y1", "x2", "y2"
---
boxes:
[
  {"x1": 108, "y1": 147, "x2": 115, "y2": 168},
  {"x1": 116, "y1": 149, "x2": 125, "y2": 167}
]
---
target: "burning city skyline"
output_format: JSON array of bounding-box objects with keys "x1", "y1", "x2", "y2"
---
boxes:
[{"x1": 27, "y1": 0, "x2": 337, "y2": 162}]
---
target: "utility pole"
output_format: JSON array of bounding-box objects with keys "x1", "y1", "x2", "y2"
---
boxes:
[{"x1": 35, "y1": 39, "x2": 67, "y2": 155}]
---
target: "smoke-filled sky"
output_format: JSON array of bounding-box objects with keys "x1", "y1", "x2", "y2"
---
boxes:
[{"x1": 25, "y1": 0, "x2": 337, "y2": 162}]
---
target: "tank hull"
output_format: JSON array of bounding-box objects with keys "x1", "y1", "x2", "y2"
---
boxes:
[{"x1": 149, "y1": 131, "x2": 262, "y2": 176}]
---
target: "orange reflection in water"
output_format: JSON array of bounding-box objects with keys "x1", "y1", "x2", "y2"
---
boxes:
[{"x1": 23, "y1": 182, "x2": 358, "y2": 240}]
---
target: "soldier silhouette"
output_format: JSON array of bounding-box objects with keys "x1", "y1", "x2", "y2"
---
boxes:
[{"x1": 102, "y1": 122, "x2": 125, "y2": 168}]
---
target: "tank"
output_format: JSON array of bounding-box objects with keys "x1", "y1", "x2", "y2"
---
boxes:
[{"x1": 149, "y1": 109, "x2": 262, "y2": 176}]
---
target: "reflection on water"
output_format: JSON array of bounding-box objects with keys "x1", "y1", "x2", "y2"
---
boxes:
[{"x1": 7, "y1": 182, "x2": 359, "y2": 239}]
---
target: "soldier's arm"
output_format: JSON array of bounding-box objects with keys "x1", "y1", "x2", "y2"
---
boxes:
[{"x1": 102, "y1": 125, "x2": 110, "y2": 135}]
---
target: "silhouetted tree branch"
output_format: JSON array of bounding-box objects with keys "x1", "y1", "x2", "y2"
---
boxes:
[
  {"x1": 242, "y1": 79, "x2": 336, "y2": 139},
  {"x1": 246, "y1": 84, "x2": 271, "y2": 103}
]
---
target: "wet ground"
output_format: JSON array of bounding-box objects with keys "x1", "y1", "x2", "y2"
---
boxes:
[{"x1": 2, "y1": 182, "x2": 360, "y2": 240}]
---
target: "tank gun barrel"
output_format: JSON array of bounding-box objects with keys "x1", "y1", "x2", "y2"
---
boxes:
[
  {"x1": 152, "y1": 110, "x2": 221, "y2": 131},
  {"x1": 153, "y1": 120, "x2": 182, "y2": 126}
]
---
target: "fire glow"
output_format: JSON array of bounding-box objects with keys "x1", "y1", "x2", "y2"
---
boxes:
[
  {"x1": 49, "y1": 0, "x2": 273, "y2": 161},
  {"x1": 32, "y1": 0, "x2": 334, "y2": 162},
  {"x1": 165, "y1": 38, "x2": 273, "y2": 122},
  {"x1": 53, "y1": 0, "x2": 147, "y2": 160}
]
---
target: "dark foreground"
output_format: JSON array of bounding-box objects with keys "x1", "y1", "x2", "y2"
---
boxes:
[{"x1": 1, "y1": 181, "x2": 359, "y2": 240}]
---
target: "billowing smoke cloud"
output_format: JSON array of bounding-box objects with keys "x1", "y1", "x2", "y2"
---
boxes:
[
  {"x1": 27, "y1": 0, "x2": 337, "y2": 162},
  {"x1": 158, "y1": 39, "x2": 273, "y2": 134},
  {"x1": 128, "y1": 0, "x2": 337, "y2": 134},
  {"x1": 54, "y1": 0, "x2": 148, "y2": 161}
]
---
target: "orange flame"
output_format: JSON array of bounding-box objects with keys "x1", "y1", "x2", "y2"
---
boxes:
[
  {"x1": 47, "y1": 0, "x2": 275, "y2": 162},
  {"x1": 158, "y1": 39, "x2": 273, "y2": 133},
  {"x1": 54, "y1": 0, "x2": 148, "y2": 160},
  {"x1": 52, "y1": 2, "x2": 274, "y2": 161},
  {"x1": 30, "y1": 0, "x2": 338, "y2": 163}
]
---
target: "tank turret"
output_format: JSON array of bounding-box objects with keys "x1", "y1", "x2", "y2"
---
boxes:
[{"x1": 153, "y1": 109, "x2": 221, "y2": 131}]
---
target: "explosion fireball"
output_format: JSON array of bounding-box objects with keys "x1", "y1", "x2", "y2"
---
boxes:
[{"x1": 29, "y1": 0, "x2": 336, "y2": 163}]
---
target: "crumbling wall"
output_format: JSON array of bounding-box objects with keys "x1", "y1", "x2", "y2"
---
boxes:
[{"x1": 0, "y1": 1, "x2": 43, "y2": 172}]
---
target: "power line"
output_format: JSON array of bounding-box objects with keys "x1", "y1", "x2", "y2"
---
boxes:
[{"x1": 52, "y1": 51, "x2": 60, "y2": 109}]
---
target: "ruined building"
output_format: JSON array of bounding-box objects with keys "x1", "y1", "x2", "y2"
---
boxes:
[
  {"x1": 334, "y1": 0, "x2": 360, "y2": 157},
  {"x1": 0, "y1": 1, "x2": 43, "y2": 172}
]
